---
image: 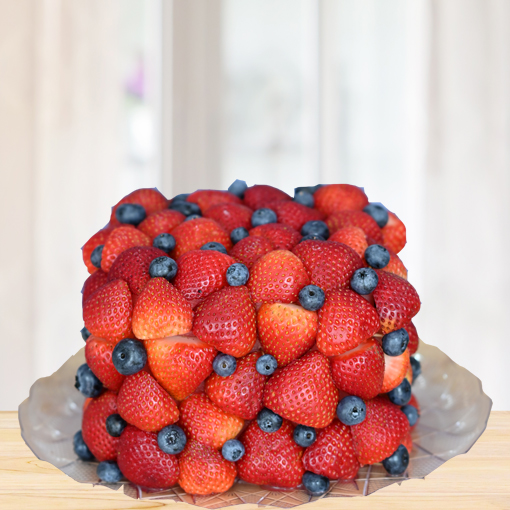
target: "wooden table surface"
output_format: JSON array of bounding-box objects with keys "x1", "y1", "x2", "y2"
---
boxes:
[{"x1": 1, "y1": 411, "x2": 509, "y2": 510}]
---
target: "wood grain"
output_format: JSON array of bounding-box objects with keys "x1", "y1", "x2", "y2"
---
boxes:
[{"x1": 1, "y1": 411, "x2": 509, "y2": 509}]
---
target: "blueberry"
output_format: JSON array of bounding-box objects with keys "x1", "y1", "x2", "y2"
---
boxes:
[
  {"x1": 388, "y1": 379, "x2": 412, "y2": 406},
  {"x1": 149, "y1": 256, "x2": 178, "y2": 280},
  {"x1": 81, "y1": 326, "x2": 91, "y2": 341},
  {"x1": 115, "y1": 203, "x2": 146, "y2": 226},
  {"x1": 226, "y1": 263, "x2": 250, "y2": 286},
  {"x1": 336, "y1": 396, "x2": 366, "y2": 426},
  {"x1": 294, "y1": 190, "x2": 314, "y2": 208},
  {"x1": 184, "y1": 214, "x2": 202, "y2": 221},
  {"x1": 363, "y1": 203, "x2": 389, "y2": 228},
  {"x1": 300, "y1": 234, "x2": 326, "y2": 242},
  {"x1": 222, "y1": 439, "x2": 245, "y2": 461},
  {"x1": 73, "y1": 430, "x2": 94, "y2": 461},
  {"x1": 171, "y1": 193, "x2": 190, "y2": 203},
  {"x1": 382, "y1": 444, "x2": 409, "y2": 475},
  {"x1": 153, "y1": 233, "x2": 176, "y2": 253},
  {"x1": 350, "y1": 267, "x2": 378, "y2": 295},
  {"x1": 302, "y1": 471, "x2": 330, "y2": 496},
  {"x1": 295, "y1": 185, "x2": 323, "y2": 195},
  {"x1": 169, "y1": 200, "x2": 201, "y2": 217},
  {"x1": 201, "y1": 241, "x2": 228, "y2": 254},
  {"x1": 293, "y1": 425, "x2": 316, "y2": 447},
  {"x1": 157, "y1": 424, "x2": 187, "y2": 454},
  {"x1": 301, "y1": 220, "x2": 329, "y2": 239},
  {"x1": 228, "y1": 179, "x2": 248, "y2": 198},
  {"x1": 251, "y1": 208, "x2": 277, "y2": 227},
  {"x1": 90, "y1": 245, "x2": 104, "y2": 269},
  {"x1": 231, "y1": 227, "x2": 249, "y2": 244},
  {"x1": 97, "y1": 460, "x2": 123, "y2": 483},
  {"x1": 257, "y1": 408, "x2": 283, "y2": 433},
  {"x1": 364, "y1": 244, "x2": 390, "y2": 269},
  {"x1": 400, "y1": 404, "x2": 419, "y2": 427},
  {"x1": 299, "y1": 285, "x2": 325, "y2": 311},
  {"x1": 382, "y1": 329, "x2": 409, "y2": 356},
  {"x1": 75, "y1": 364, "x2": 103, "y2": 398},
  {"x1": 105, "y1": 414, "x2": 127, "y2": 437},
  {"x1": 256, "y1": 354, "x2": 278, "y2": 375},
  {"x1": 112, "y1": 339, "x2": 147, "y2": 375},
  {"x1": 213, "y1": 353, "x2": 237, "y2": 377},
  {"x1": 410, "y1": 356, "x2": 421, "y2": 381}
]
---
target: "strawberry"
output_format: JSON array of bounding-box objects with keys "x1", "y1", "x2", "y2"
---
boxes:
[
  {"x1": 81, "y1": 391, "x2": 119, "y2": 461},
  {"x1": 229, "y1": 235, "x2": 274, "y2": 269},
  {"x1": 402, "y1": 432, "x2": 413, "y2": 453},
  {"x1": 350, "y1": 396, "x2": 410, "y2": 465},
  {"x1": 101, "y1": 226, "x2": 151, "y2": 272},
  {"x1": 292, "y1": 240, "x2": 364, "y2": 293},
  {"x1": 83, "y1": 279, "x2": 133, "y2": 341},
  {"x1": 82, "y1": 228, "x2": 112, "y2": 274},
  {"x1": 243, "y1": 184, "x2": 292, "y2": 210},
  {"x1": 263, "y1": 350, "x2": 338, "y2": 428},
  {"x1": 204, "y1": 202, "x2": 253, "y2": 232},
  {"x1": 247, "y1": 249, "x2": 310, "y2": 304},
  {"x1": 382, "y1": 211, "x2": 406, "y2": 253},
  {"x1": 384, "y1": 248, "x2": 407, "y2": 279},
  {"x1": 110, "y1": 188, "x2": 169, "y2": 226},
  {"x1": 187, "y1": 189, "x2": 242, "y2": 212},
  {"x1": 83, "y1": 397, "x2": 93, "y2": 413},
  {"x1": 205, "y1": 351, "x2": 266, "y2": 419},
  {"x1": 326, "y1": 210, "x2": 383, "y2": 243},
  {"x1": 405, "y1": 361, "x2": 413, "y2": 385},
  {"x1": 302, "y1": 419, "x2": 360, "y2": 480},
  {"x1": 249, "y1": 223, "x2": 301, "y2": 250},
  {"x1": 314, "y1": 184, "x2": 369, "y2": 216},
  {"x1": 269, "y1": 201, "x2": 325, "y2": 231},
  {"x1": 330, "y1": 339, "x2": 384, "y2": 399},
  {"x1": 84, "y1": 336, "x2": 125, "y2": 391},
  {"x1": 237, "y1": 420, "x2": 304, "y2": 488},
  {"x1": 193, "y1": 286, "x2": 257, "y2": 357},
  {"x1": 138, "y1": 209, "x2": 185, "y2": 239},
  {"x1": 178, "y1": 439, "x2": 237, "y2": 495},
  {"x1": 257, "y1": 303, "x2": 318, "y2": 366},
  {"x1": 329, "y1": 226, "x2": 368, "y2": 258},
  {"x1": 117, "y1": 425, "x2": 180, "y2": 489},
  {"x1": 381, "y1": 348, "x2": 410, "y2": 393},
  {"x1": 316, "y1": 289, "x2": 380, "y2": 356},
  {"x1": 145, "y1": 335, "x2": 217, "y2": 401},
  {"x1": 131, "y1": 277, "x2": 193, "y2": 340},
  {"x1": 372, "y1": 270, "x2": 421, "y2": 333},
  {"x1": 117, "y1": 370, "x2": 179, "y2": 432},
  {"x1": 404, "y1": 321, "x2": 419, "y2": 355},
  {"x1": 82, "y1": 270, "x2": 108, "y2": 305},
  {"x1": 179, "y1": 393, "x2": 244, "y2": 449}
]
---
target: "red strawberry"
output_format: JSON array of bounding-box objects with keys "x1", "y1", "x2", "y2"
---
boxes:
[
  {"x1": 81, "y1": 391, "x2": 119, "y2": 461},
  {"x1": 326, "y1": 210, "x2": 383, "y2": 243},
  {"x1": 404, "y1": 321, "x2": 419, "y2": 355},
  {"x1": 131, "y1": 277, "x2": 193, "y2": 340},
  {"x1": 138, "y1": 209, "x2": 185, "y2": 239},
  {"x1": 237, "y1": 420, "x2": 304, "y2": 488},
  {"x1": 229, "y1": 235, "x2": 274, "y2": 269},
  {"x1": 269, "y1": 201, "x2": 325, "y2": 231},
  {"x1": 82, "y1": 270, "x2": 108, "y2": 305},
  {"x1": 110, "y1": 188, "x2": 169, "y2": 226},
  {"x1": 381, "y1": 348, "x2": 410, "y2": 393},
  {"x1": 193, "y1": 286, "x2": 257, "y2": 357},
  {"x1": 329, "y1": 226, "x2": 368, "y2": 258},
  {"x1": 316, "y1": 289, "x2": 380, "y2": 356},
  {"x1": 101, "y1": 226, "x2": 151, "y2": 272},
  {"x1": 83, "y1": 397, "x2": 93, "y2": 413},
  {"x1": 204, "y1": 202, "x2": 253, "y2": 232},
  {"x1": 247, "y1": 250, "x2": 310, "y2": 304},
  {"x1": 405, "y1": 361, "x2": 413, "y2": 385},
  {"x1": 384, "y1": 248, "x2": 407, "y2": 279},
  {"x1": 82, "y1": 228, "x2": 112, "y2": 274},
  {"x1": 187, "y1": 189, "x2": 242, "y2": 212},
  {"x1": 330, "y1": 339, "x2": 384, "y2": 399},
  {"x1": 263, "y1": 351, "x2": 338, "y2": 428},
  {"x1": 382, "y1": 211, "x2": 406, "y2": 253},
  {"x1": 146, "y1": 335, "x2": 217, "y2": 401},
  {"x1": 205, "y1": 352, "x2": 266, "y2": 419},
  {"x1": 179, "y1": 393, "x2": 244, "y2": 449},
  {"x1": 303, "y1": 419, "x2": 360, "y2": 480},
  {"x1": 117, "y1": 370, "x2": 179, "y2": 432},
  {"x1": 243, "y1": 185, "x2": 292, "y2": 210},
  {"x1": 83, "y1": 279, "x2": 133, "y2": 341},
  {"x1": 85, "y1": 336, "x2": 125, "y2": 392},
  {"x1": 249, "y1": 223, "x2": 301, "y2": 250},
  {"x1": 402, "y1": 432, "x2": 413, "y2": 453},
  {"x1": 292, "y1": 240, "x2": 364, "y2": 292},
  {"x1": 314, "y1": 184, "x2": 369, "y2": 216},
  {"x1": 117, "y1": 425, "x2": 179, "y2": 489},
  {"x1": 350, "y1": 396, "x2": 410, "y2": 465},
  {"x1": 178, "y1": 439, "x2": 237, "y2": 495},
  {"x1": 257, "y1": 303, "x2": 318, "y2": 366},
  {"x1": 373, "y1": 270, "x2": 421, "y2": 333}
]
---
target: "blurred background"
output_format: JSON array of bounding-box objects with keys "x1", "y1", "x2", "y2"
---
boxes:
[{"x1": 1, "y1": 0, "x2": 509, "y2": 410}]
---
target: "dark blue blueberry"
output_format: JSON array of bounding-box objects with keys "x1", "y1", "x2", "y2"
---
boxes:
[
  {"x1": 184, "y1": 214, "x2": 202, "y2": 221},
  {"x1": 256, "y1": 354, "x2": 278, "y2": 376},
  {"x1": 149, "y1": 256, "x2": 178, "y2": 280},
  {"x1": 382, "y1": 444, "x2": 409, "y2": 475},
  {"x1": 157, "y1": 424, "x2": 187, "y2": 454},
  {"x1": 363, "y1": 203, "x2": 389, "y2": 228},
  {"x1": 294, "y1": 190, "x2": 314, "y2": 208},
  {"x1": 302, "y1": 471, "x2": 330, "y2": 496},
  {"x1": 350, "y1": 267, "x2": 378, "y2": 295},
  {"x1": 228, "y1": 179, "x2": 248, "y2": 198},
  {"x1": 400, "y1": 404, "x2": 419, "y2": 427},
  {"x1": 301, "y1": 220, "x2": 329, "y2": 239},
  {"x1": 105, "y1": 414, "x2": 127, "y2": 437},
  {"x1": 81, "y1": 326, "x2": 91, "y2": 342},
  {"x1": 230, "y1": 227, "x2": 249, "y2": 244},
  {"x1": 298, "y1": 285, "x2": 325, "y2": 311},
  {"x1": 97, "y1": 460, "x2": 123, "y2": 483},
  {"x1": 75, "y1": 364, "x2": 103, "y2": 398},
  {"x1": 112, "y1": 339, "x2": 147, "y2": 375},
  {"x1": 293, "y1": 425, "x2": 316, "y2": 447},
  {"x1": 213, "y1": 353, "x2": 237, "y2": 377},
  {"x1": 388, "y1": 378, "x2": 412, "y2": 406},
  {"x1": 410, "y1": 356, "x2": 421, "y2": 381},
  {"x1": 153, "y1": 233, "x2": 176, "y2": 253},
  {"x1": 222, "y1": 439, "x2": 245, "y2": 461},
  {"x1": 336, "y1": 396, "x2": 366, "y2": 426},
  {"x1": 364, "y1": 244, "x2": 390, "y2": 269},
  {"x1": 115, "y1": 203, "x2": 146, "y2": 226},
  {"x1": 226, "y1": 263, "x2": 250, "y2": 286},
  {"x1": 73, "y1": 430, "x2": 94, "y2": 461},
  {"x1": 90, "y1": 245, "x2": 104, "y2": 269},
  {"x1": 251, "y1": 208, "x2": 277, "y2": 227},
  {"x1": 294, "y1": 185, "x2": 323, "y2": 195},
  {"x1": 257, "y1": 408, "x2": 283, "y2": 433},
  {"x1": 169, "y1": 200, "x2": 201, "y2": 217},
  {"x1": 382, "y1": 329, "x2": 409, "y2": 356},
  {"x1": 171, "y1": 193, "x2": 190, "y2": 203},
  {"x1": 201, "y1": 241, "x2": 228, "y2": 254},
  {"x1": 300, "y1": 234, "x2": 326, "y2": 242}
]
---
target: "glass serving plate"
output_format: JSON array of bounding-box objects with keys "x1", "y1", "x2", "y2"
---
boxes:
[{"x1": 18, "y1": 340, "x2": 492, "y2": 507}]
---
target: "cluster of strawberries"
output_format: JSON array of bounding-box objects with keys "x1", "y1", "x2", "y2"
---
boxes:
[{"x1": 75, "y1": 183, "x2": 422, "y2": 496}]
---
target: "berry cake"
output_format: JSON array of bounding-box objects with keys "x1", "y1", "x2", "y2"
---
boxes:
[{"x1": 75, "y1": 183, "x2": 422, "y2": 496}]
